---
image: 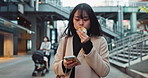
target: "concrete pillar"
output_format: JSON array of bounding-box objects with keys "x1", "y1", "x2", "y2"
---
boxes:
[
  {"x1": 30, "y1": 15, "x2": 37, "y2": 53},
  {"x1": 47, "y1": 21, "x2": 51, "y2": 38},
  {"x1": 41, "y1": 0, "x2": 47, "y2": 3},
  {"x1": 47, "y1": 25, "x2": 50, "y2": 39},
  {"x1": 4, "y1": 33, "x2": 14, "y2": 57},
  {"x1": 13, "y1": 34, "x2": 18, "y2": 55},
  {"x1": 113, "y1": 20, "x2": 117, "y2": 33},
  {"x1": 30, "y1": 0, "x2": 35, "y2": 7},
  {"x1": 35, "y1": 0, "x2": 39, "y2": 11},
  {"x1": 0, "y1": 34, "x2": 4, "y2": 56},
  {"x1": 53, "y1": 21, "x2": 57, "y2": 28},
  {"x1": 44, "y1": 21, "x2": 47, "y2": 36},
  {"x1": 39, "y1": 21, "x2": 48, "y2": 40},
  {"x1": 45, "y1": 0, "x2": 47, "y2": 3},
  {"x1": 118, "y1": 6, "x2": 124, "y2": 37},
  {"x1": 130, "y1": 12, "x2": 137, "y2": 33}
]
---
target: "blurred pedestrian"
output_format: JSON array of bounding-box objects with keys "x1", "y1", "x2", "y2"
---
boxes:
[{"x1": 40, "y1": 36, "x2": 51, "y2": 69}]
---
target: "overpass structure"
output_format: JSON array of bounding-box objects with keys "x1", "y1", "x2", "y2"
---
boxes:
[
  {"x1": 1, "y1": 1, "x2": 148, "y2": 38},
  {"x1": 0, "y1": 0, "x2": 148, "y2": 56},
  {"x1": 67, "y1": 2, "x2": 148, "y2": 39}
]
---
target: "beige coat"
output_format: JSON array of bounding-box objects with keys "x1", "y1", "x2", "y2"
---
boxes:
[{"x1": 52, "y1": 36, "x2": 110, "y2": 78}]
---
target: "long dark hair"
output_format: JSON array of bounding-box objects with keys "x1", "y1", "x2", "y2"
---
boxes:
[{"x1": 62, "y1": 3, "x2": 102, "y2": 37}]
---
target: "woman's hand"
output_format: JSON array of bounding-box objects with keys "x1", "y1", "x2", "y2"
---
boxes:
[
  {"x1": 63, "y1": 59, "x2": 79, "y2": 69},
  {"x1": 77, "y1": 30, "x2": 90, "y2": 43}
]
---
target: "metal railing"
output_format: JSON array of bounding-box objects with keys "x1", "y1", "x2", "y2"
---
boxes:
[
  {"x1": 108, "y1": 32, "x2": 140, "y2": 51},
  {"x1": 93, "y1": 1, "x2": 148, "y2": 7},
  {"x1": 41, "y1": 1, "x2": 70, "y2": 13},
  {"x1": 109, "y1": 33, "x2": 148, "y2": 66},
  {"x1": 125, "y1": 34, "x2": 148, "y2": 66},
  {"x1": 97, "y1": 16, "x2": 122, "y2": 36},
  {"x1": 108, "y1": 33, "x2": 145, "y2": 53}
]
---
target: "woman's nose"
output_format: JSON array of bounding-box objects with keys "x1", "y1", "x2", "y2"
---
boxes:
[{"x1": 79, "y1": 20, "x2": 84, "y2": 25}]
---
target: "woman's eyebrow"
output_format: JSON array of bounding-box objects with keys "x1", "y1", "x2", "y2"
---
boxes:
[
  {"x1": 74, "y1": 16, "x2": 89, "y2": 18},
  {"x1": 83, "y1": 16, "x2": 89, "y2": 18},
  {"x1": 74, "y1": 16, "x2": 80, "y2": 18}
]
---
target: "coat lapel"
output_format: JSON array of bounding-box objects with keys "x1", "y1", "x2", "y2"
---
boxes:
[
  {"x1": 65, "y1": 36, "x2": 73, "y2": 56},
  {"x1": 65, "y1": 36, "x2": 86, "y2": 58}
]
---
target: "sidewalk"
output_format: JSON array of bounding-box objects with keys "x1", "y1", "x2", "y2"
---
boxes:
[
  {"x1": 0, "y1": 55, "x2": 31, "y2": 69},
  {"x1": 127, "y1": 59, "x2": 148, "y2": 78},
  {"x1": 0, "y1": 51, "x2": 132, "y2": 78},
  {"x1": 106, "y1": 65, "x2": 132, "y2": 78}
]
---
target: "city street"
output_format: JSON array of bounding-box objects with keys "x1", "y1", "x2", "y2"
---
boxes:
[
  {"x1": 0, "y1": 1, "x2": 148, "y2": 78},
  {"x1": 0, "y1": 51, "x2": 132, "y2": 78},
  {"x1": 0, "y1": 53, "x2": 56, "y2": 78}
]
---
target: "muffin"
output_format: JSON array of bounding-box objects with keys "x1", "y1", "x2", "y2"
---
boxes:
[{"x1": 78, "y1": 27, "x2": 87, "y2": 33}]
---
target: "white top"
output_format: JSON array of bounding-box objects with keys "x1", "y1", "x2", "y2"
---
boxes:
[{"x1": 40, "y1": 42, "x2": 51, "y2": 55}]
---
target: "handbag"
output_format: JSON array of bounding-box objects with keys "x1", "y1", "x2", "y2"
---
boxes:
[{"x1": 56, "y1": 37, "x2": 68, "y2": 78}]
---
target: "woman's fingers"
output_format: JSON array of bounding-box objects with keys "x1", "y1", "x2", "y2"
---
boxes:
[
  {"x1": 67, "y1": 61, "x2": 79, "y2": 69},
  {"x1": 63, "y1": 60, "x2": 72, "y2": 68},
  {"x1": 77, "y1": 30, "x2": 90, "y2": 43},
  {"x1": 63, "y1": 60, "x2": 79, "y2": 69}
]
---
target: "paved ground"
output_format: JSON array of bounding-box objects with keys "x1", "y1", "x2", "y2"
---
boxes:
[
  {"x1": 0, "y1": 54, "x2": 55, "y2": 78},
  {"x1": 0, "y1": 51, "x2": 132, "y2": 78},
  {"x1": 128, "y1": 59, "x2": 148, "y2": 74}
]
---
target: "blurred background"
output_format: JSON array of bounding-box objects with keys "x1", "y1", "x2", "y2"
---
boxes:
[{"x1": 0, "y1": 0, "x2": 148, "y2": 78}]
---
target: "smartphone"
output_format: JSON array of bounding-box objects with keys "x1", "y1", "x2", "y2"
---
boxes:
[{"x1": 64, "y1": 56, "x2": 81, "y2": 65}]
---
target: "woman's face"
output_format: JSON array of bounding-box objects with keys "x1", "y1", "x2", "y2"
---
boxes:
[
  {"x1": 73, "y1": 10, "x2": 90, "y2": 30},
  {"x1": 44, "y1": 37, "x2": 48, "y2": 42}
]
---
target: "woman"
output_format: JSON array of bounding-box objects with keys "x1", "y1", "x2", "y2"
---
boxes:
[
  {"x1": 53, "y1": 3, "x2": 110, "y2": 78},
  {"x1": 40, "y1": 36, "x2": 51, "y2": 69}
]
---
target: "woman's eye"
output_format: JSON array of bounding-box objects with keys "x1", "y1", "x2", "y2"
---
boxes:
[
  {"x1": 75, "y1": 19, "x2": 79, "y2": 21},
  {"x1": 83, "y1": 19, "x2": 89, "y2": 21}
]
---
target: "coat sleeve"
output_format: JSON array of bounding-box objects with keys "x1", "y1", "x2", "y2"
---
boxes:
[
  {"x1": 84, "y1": 37, "x2": 110, "y2": 77},
  {"x1": 52, "y1": 37, "x2": 69, "y2": 75}
]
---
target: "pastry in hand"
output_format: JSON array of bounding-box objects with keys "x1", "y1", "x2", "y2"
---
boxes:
[{"x1": 78, "y1": 27, "x2": 87, "y2": 33}]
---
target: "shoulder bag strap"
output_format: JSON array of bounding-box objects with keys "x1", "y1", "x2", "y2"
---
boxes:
[
  {"x1": 56, "y1": 37, "x2": 68, "y2": 78},
  {"x1": 63, "y1": 37, "x2": 68, "y2": 59}
]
